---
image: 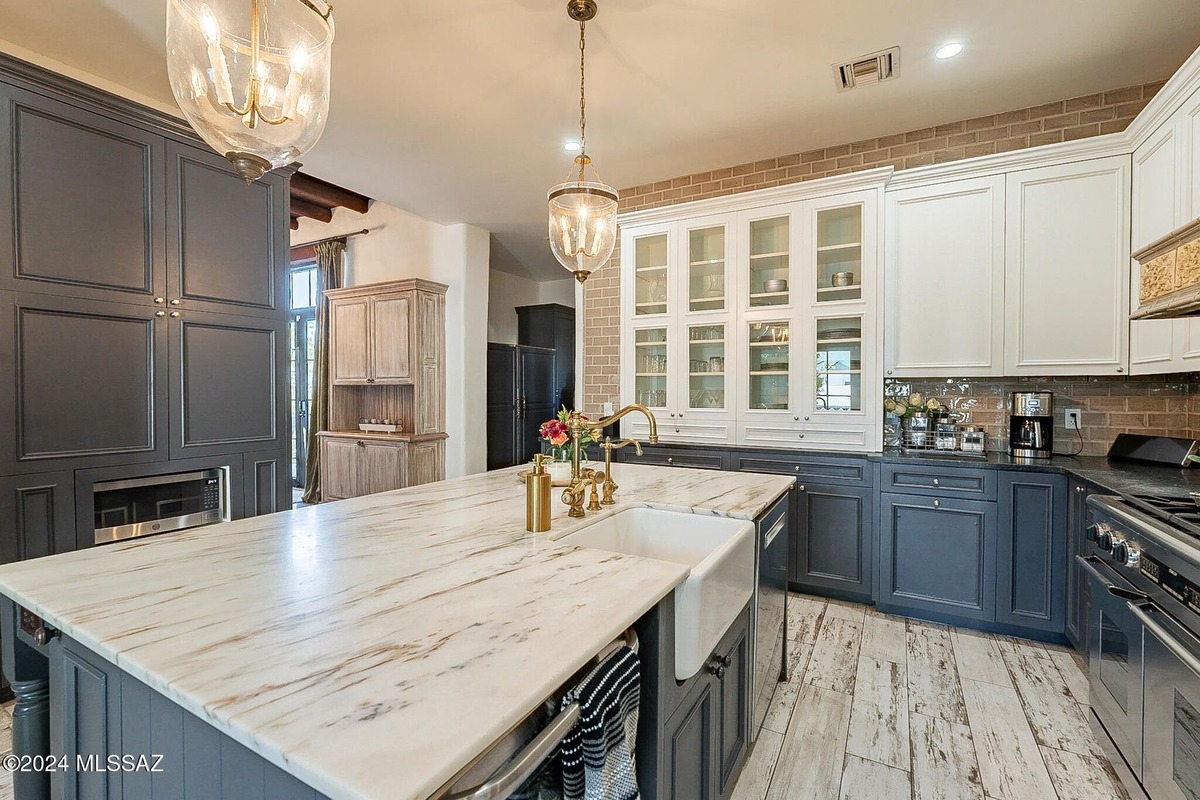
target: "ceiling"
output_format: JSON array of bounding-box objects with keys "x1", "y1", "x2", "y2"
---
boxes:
[{"x1": 2, "y1": 2, "x2": 1199, "y2": 281}]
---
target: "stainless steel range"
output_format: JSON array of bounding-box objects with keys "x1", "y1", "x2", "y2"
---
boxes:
[{"x1": 1083, "y1": 492, "x2": 1200, "y2": 800}]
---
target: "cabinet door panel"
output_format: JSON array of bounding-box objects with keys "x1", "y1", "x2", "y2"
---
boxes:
[
  {"x1": 243, "y1": 450, "x2": 291, "y2": 517},
  {"x1": 166, "y1": 143, "x2": 284, "y2": 316},
  {"x1": 796, "y1": 484, "x2": 873, "y2": 600},
  {"x1": 0, "y1": 85, "x2": 164, "y2": 302},
  {"x1": 1004, "y1": 157, "x2": 1130, "y2": 375},
  {"x1": 171, "y1": 311, "x2": 285, "y2": 458},
  {"x1": 416, "y1": 290, "x2": 446, "y2": 433},
  {"x1": 517, "y1": 347, "x2": 557, "y2": 463},
  {"x1": 715, "y1": 618, "x2": 749, "y2": 795},
  {"x1": 330, "y1": 299, "x2": 369, "y2": 384},
  {"x1": 0, "y1": 471, "x2": 75, "y2": 563},
  {"x1": 319, "y1": 438, "x2": 357, "y2": 500},
  {"x1": 408, "y1": 441, "x2": 445, "y2": 486},
  {"x1": 665, "y1": 682, "x2": 714, "y2": 800},
  {"x1": 359, "y1": 442, "x2": 404, "y2": 496},
  {"x1": 370, "y1": 295, "x2": 412, "y2": 382},
  {"x1": 879, "y1": 493, "x2": 995, "y2": 622},
  {"x1": 1, "y1": 293, "x2": 166, "y2": 470},
  {"x1": 997, "y1": 472, "x2": 1066, "y2": 633},
  {"x1": 885, "y1": 177, "x2": 1004, "y2": 376}
]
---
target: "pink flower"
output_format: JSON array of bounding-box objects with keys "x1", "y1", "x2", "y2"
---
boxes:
[{"x1": 550, "y1": 432, "x2": 569, "y2": 446}]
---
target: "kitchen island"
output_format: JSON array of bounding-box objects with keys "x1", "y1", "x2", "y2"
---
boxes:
[{"x1": 0, "y1": 463, "x2": 792, "y2": 800}]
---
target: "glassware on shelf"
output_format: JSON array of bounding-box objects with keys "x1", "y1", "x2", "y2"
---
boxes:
[
  {"x1": 634, "y1": 233, "x2": 668, "y2": 315},
  {"x1": 688, "y1": 324, "x2": 725, "y2": 410},
  {"x1": 814, "y1": 317, "x2": 862, "y2": 412},
  {"x1": 748, "y1": 321, "x2": 790, "y2": 410},
  {"x1": 634, "y1": 328, "x2": 668, "y2": 408}
]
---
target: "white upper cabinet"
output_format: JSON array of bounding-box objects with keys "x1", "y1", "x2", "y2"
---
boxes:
[
  {"x1": 1004, "y1": 156, "x2": 1131, "y2": 375},
  {"x1": 884, "y1": 176, "x2": 1005, "y2": 377},
  {"x1": 620, "y1": 171, "x2": 887, "y2": 452}
]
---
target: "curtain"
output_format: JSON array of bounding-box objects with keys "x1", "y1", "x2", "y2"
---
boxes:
[{"x1": 301, "y1": 239, "x2": 346, "y2": 504}]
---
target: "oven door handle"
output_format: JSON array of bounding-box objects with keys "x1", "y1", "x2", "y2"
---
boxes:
[
  {"x1": 1126, "y1": 601, "x2": 1200, "y2": 679},
  {"x1": 1074, "y1": 555, "x2": 1148, "y2": 602}
]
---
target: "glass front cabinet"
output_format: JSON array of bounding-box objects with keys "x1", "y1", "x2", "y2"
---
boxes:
[{"x1": 620, "y1": 172, "x2": 885, "y2": 451}]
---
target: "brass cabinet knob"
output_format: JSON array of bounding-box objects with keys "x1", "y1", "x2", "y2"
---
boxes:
[
  {"x1": 154, "y1": 310, "x2": 166, "y2": 318},
  {"x1": 169, "y1": 299, "x2": 181, "y2": 305},
  {"x1": 153, "y1": 297, "x2": 165, "y2": 304},
  {"x1": 169, "y1": 311, "x2": 181, "y2": 318}
]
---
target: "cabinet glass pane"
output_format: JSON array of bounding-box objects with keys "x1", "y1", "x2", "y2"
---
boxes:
[
  {"x1": 748, "y1": 321, "x2": 789, "y2": 410},
  {"x1": 634, "y1": 233, "x2": 668, "y2": 315},
  {"x1": 815, "y1": 205, "x2": 862, "y2": 302},
  {"x1": 749, "y1": 217, "x2": 789, "y2": 307},
  {"x1": 815, "y1": 317, "x2": 862, "y2": 412},
  {"x1": 634, "y1": 327, "x2": 668, "y2": 408},
  {"x1": 689, "y1": 226, "x2": 725, "y2": 312},
  {"x1": 688, "y1": 324, "x2": 725, "y2": 409}
]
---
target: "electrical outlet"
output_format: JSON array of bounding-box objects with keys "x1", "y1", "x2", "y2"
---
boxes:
[{"x1": 1065, "y1": 408, "x2": 1082, "y2": 430}]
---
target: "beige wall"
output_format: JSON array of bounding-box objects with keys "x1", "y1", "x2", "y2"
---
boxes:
[
  {"x1": 487, "y1": 270, "x2": 576, "y2": 345},
  {"x1": 293, "y1": 203, "x2": 491, "y2": 478},
  {"x1": 581, "y1": 81, "x2": 1166, "y2": 415}
]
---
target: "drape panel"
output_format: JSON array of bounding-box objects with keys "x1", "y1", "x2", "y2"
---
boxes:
[{"x1": 301, "y1": 239, "x2": 345, "y2": 503}]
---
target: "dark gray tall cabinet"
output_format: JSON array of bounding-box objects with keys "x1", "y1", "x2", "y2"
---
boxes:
[
  {"x1": 0, "y1": 54, "x2": 292, "y2": 567},
  {"x1": 516, "y1": 303, "x2": 575, "y2": 412},
  {"x1": 485, "y1": 344, "x2": 557, "y2": 469}
]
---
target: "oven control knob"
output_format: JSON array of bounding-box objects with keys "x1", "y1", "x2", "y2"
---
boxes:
[
  {"x1": 1095, "y1": 525, "x2": 1114, "y2": 551},
  {"x1": 1086, "y1": 522, "x2": 1109, "y2": 543},
  {"x1": 1111, "y1": 537, "x2": 1128, "y2": 563},
  {"x1": 1123, "y1": 543, "x2": 1142, "y2": 568}
]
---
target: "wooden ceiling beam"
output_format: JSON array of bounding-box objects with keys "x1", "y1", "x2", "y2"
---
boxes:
[
  {"x1": 290, "y1": 197, "x2": 334, "y2": 223},
  {"x1": 291, "y1": 173, "x2": 370, "y2": 215}
]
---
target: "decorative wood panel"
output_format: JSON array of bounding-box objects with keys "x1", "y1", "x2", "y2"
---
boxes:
[
  {"x1": 329, "y1": 298, "x2": 369, "y2": 384},
  {"x1": 166, "y1": 143, "x2": 282, "y2": 315},
  {"x1": 4, "y1": 295, "x2": 165, "y2": 469},
  {"x1": 370, "y1": 295, "x2": 411, "y2": 382},
  {"x1": 0, "y1": 84, "x2": 162, "y2": 302},
  {"x1": 318, "y1": 437, "x2": 357, "y2": 500},
  {"x1": 243, "y1": 450, "x2": 289, "y2": 516},
  {"x1": 172, "y1": 312, "x2": 282, "y2": 458},
  {"x1": 408, "y1": 440, "x2": 446, "y2": 486},
  {"x1": 0, "y1": 471, "x2": 75, "y2": 563}
]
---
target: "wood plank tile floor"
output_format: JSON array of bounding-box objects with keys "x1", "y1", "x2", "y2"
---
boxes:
[{"x1": 733, "y1": 593, "x2": 1130, "y2": 800}]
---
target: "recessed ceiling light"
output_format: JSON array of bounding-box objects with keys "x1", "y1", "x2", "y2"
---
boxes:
[
  {"x1": 563, "y1": 140, "x2": 582, "y2": 152},
  {"x1": 935, "y1": 42, "x2": 964, "y2": 60}
]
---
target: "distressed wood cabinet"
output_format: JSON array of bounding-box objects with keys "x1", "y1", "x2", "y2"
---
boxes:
[{"x1": 317, "y1": 433, "x2": 446, "y2": 501}]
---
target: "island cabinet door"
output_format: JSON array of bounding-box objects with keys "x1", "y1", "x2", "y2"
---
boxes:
[
  {"x1": 0, "y1": 471, "x2": 75, "y2": 563},
  {"x1": 714, "y1": 612, "x2": 750, "y2": 797},
  {"x1": 662, "y1": 679, "x2": 715, "y2": 800},
  {"x1": 996, "y1": 471, "x2": 1067, "y2": 634},
  {"x1": 878, "y1": 492, "x2": 997, "y2": 623},
  {"x1": 794, "y1": 482, "x2": 874, "y2": 602}
]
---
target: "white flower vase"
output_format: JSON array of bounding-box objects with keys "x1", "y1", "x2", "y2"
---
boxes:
[{"x1": 546, "y1": 461, "x2": 572, "y2": 484}]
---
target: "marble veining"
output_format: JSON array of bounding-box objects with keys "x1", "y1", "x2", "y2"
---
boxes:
[{"x1": 0, "y1": 464, "x2": 791, "y2": 800}]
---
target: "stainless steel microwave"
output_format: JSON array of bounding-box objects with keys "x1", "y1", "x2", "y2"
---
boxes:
[{"x1": 92, "y1": 468, "x2": 229, "y2": 545}]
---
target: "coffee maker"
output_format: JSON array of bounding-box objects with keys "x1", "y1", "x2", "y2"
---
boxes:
[{"x1": 1010, "y1": 391, "x2": 1053, "y2": 458}]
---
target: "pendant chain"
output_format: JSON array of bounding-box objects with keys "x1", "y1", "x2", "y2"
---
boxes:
[{"x1": 578, "y1": 18, "x2": 587, "y2": 158}]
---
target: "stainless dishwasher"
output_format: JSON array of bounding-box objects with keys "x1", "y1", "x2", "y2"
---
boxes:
[
  {"x1": 752, "y1": 496, "x2": 789, "y2": 741},
  {"x1": 433, "y1": 631, "x2": 638, "y2": 800}
]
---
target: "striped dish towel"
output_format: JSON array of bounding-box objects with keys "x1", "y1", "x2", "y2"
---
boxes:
[{"x1": 559, "y1": 646, "x2": 641, "y2": 800}]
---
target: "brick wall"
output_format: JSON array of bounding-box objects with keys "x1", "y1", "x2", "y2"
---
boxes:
[
  {"x1": 886, "y1": 375, "x2": 1197, "y2": 456},
  {"x1": 582, "y1": 81, "x2": 1165, "y2": 414}
]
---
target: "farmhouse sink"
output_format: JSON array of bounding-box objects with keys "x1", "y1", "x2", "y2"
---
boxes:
[{"x1": 560, "y1": 507, "x2": 756, "y2": 680}]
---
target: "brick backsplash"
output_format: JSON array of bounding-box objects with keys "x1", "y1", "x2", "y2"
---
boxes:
[
  {"x1": 581, "y1": 81, "x2": 1166, "y2": 415},
  {"x1": 885, "y1": 375, "x2": 1200, "y2": 456}
]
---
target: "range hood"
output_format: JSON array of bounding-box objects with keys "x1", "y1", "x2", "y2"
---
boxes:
[{"x1": 1131, "y1": 217, "x2": 1200, "y2": 319}]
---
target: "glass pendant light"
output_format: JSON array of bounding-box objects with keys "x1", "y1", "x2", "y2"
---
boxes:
[
  {"x1": 166, "y1": 0, "x2": 335, "y2": 182},
  {"x1": 548, "y1": 0, "x2": 619, "y2": 284}
]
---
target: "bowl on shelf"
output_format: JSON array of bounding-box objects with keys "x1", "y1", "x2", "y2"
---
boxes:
[
  {"x1": 831, "y1": 271, "x2": 855, "y2": 287},
  {"x1": 763, "y1": 279, "x2": 788, "y2": 293}
]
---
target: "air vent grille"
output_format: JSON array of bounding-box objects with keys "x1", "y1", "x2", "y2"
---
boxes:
[{"x1": 833, "y1": 46, "x2": 901, "y2": 92}]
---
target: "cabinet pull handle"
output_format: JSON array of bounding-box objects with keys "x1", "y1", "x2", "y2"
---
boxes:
[
  {"x1": 887, "y1": 369, "x2": 893, "y2": 376},
  {"x1": 793, "y1": 466, "x2": 799, "y2": 472},
  {"x1": 1116, "y1": 366, "x2": 1124, "y2": 373},
  {"x1": 715, "y1": 654, "x2": 732, "y2": 667},
  {"x1": 169, "y1": 299, "x2": 181, "y2": 306},
  {"x1": 169, "y1": 311, "x2": 181, "y2": 318},
  {"x1": 798, "y1": 433, "x2": 805, "y2": 439},
  {"x1": 707, "y1": 663, "x2": 726, "y2": 680},
  {"x1": 794, "y1": 416, "x2": 799, "y2": 421},
  {"x1": 798, "y1": 485, "x2": 806, "y2": 492},
  {"x1": 154, "y1": 311, "x2": 166, "y2": 318},
  {"x1": 933, "y1": 499, "x2": 940, "y2": 508},
  {"x1": 667, "y1": 457, "x2": 674, "y2": 464},
  {"x1": 153, "y1": 297, "x2": 165, "y2": 304},
  {"x1": 932, "y1": 478, "x2": 940, "y2": 486}
]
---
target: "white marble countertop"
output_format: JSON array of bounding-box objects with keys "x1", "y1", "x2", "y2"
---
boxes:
[{"x1": 0, "y1": 463, "x2": 792, "y2": 800}]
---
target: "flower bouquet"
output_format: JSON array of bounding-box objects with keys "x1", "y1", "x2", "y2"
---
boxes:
[{"x1": 539, "y1": 407, "x2": 601, "y2": 481}]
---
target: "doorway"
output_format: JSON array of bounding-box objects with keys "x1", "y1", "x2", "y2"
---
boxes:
[{"x1": 289, "y1": 261, "x2": 319, "y2": 489}]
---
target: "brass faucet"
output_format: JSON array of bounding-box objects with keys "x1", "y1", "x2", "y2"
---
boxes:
[
  {"x1": 599, "y1": 436, "x2": 642, "y2": 504},
  {"x1": 563, "y1": 404, "x2": 658, "y2": 513}
]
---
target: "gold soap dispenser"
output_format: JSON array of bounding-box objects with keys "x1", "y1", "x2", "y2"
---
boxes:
[{"x1": 526, "y1": 454, "x2": 552, "y2": 532}]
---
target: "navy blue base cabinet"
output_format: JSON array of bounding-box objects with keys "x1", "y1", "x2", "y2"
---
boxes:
[
  {"x1": 795, "y1": 484, "x2": 875, "y2": 603},
  {"x1": 878, "y1": 492, "x2": 997, "y2": 622},
  {"x1": 996, "y1": 472, "x2": 1067, "y2": 634}
]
